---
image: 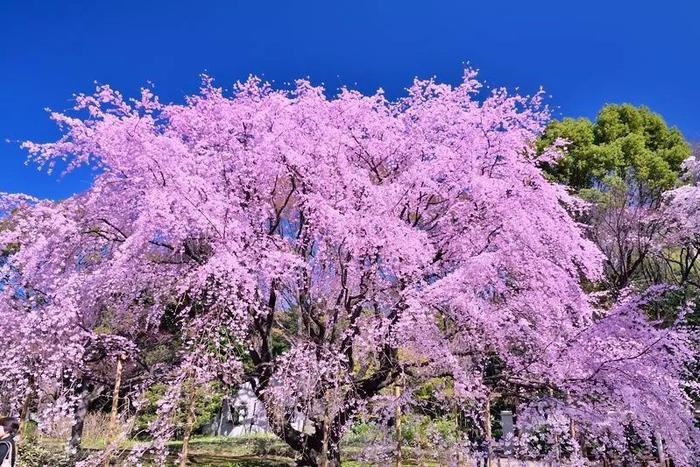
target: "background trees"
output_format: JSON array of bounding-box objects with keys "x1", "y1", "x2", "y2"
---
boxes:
[
  {"x1": 538, "y1": 104, "x2": 690, "y2": 199},
  {"x1": 539, "y1": 105, "x2": 695, "y2": 293},
  {"x1": 539, "y1": 110, "x2": 700, "y2": 464},
  {"x1": 1, "y1": 76, "x2": 698, "y2": 466}
]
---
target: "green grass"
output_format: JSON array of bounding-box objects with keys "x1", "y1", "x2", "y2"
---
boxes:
[{"x1": 24, "y1": 434, "x2": 445, "y2": 466}]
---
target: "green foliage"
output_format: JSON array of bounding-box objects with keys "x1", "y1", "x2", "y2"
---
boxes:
[
  {"x1": 538, "y1": 104, "x2": 690, "y2": 197},
  {"x1": 135, "y1": 381, "x2": 224, "y2": 437},
  {"x1": 134, "y1": 383, "x2": 166, "y2": 434},
  {"x1": 168, "y1": 433, "x2": 296, "y2": 459},
  {"x1": 386, "y1": 414, "x2": 462, "y2": 449},
  {"x1": 143, "y1": 343, "x2": 180, "y2": 367},
  {"x1": 411, "y1": 377, "x2": 454, "y2": 418},
  {"x1": 343, "y1": 414, "x2": 463, "y2": 450},
  {"x1": 347, "y1": 421, "x2": 374, "y2": 441},
  {"x1": 191, "y1": 382, "x2": 225, "y2": 434},
  {"x1": 16, "y1": 442, "x2": 76, "y2": 467}
]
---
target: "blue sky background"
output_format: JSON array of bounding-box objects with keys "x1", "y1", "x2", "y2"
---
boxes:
[{"x1": 2, "y1": 0, "x2": 699, "y2": 199}]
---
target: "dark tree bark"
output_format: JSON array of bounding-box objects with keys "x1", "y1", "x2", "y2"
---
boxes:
[
  {"x1": 68, "y1": 380, "x2": 104, "y2": 452},
  {"x1": 244, "y1": 279, "x2": 403, "y2": 466}
]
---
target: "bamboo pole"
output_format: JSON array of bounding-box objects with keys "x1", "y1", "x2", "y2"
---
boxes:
[
  {"x1": 395, "y1": 384, "x2": 402, "y2": 467},
  {"x1": 484, "y1": 398, "x2": 492, "y2": 467},
  {"x1": 179, "y1": 380, "x2": 197, "y2": 467},
  {"x1": 104, "y1": 357, "x2": 124, "y2": 467}
]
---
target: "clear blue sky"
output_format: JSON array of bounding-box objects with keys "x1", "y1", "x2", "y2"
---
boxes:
[{"x1": 2, "y1": 0, "x2": 699, "y2": 199}]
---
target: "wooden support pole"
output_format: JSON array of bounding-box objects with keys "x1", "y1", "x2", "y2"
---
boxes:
[
  {"x1": 484, "y1": 398, "x2": 492, "y2": 467},
  {"x1": 395, "y1": 384, "x2": 402, "y2": 467},
  {"x1": 179, "y1": 379, "x2": 197, "y2": 467},
  {"x1": 104, "y1": 357, "x2": 124, "y2": 466}
]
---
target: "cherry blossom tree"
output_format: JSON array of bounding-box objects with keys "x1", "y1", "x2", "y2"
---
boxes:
[
  {"x1": 660, "y1": 153, "x2": 700, "y2": 284},
  {"x1": 1, "y1": 71, "x2": 698, "y2": 466},
  {"x1": 0, "y1": 195, "x2": 169, "y2": 451}
]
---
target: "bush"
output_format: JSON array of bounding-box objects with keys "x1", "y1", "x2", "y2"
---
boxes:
[{"x1": 16, "y1": 442, "x2": 76, "y2": 467}]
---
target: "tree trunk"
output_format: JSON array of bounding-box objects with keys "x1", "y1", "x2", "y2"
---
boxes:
[
  {"x1": 19, "y1": 382, "x2": 33, "y2": 438},
  {"x1": 66, "y1": 380, "x2": 104, "y2": 454},
  {"x1": 16, "y1": 379, "x2": 35, "y2": 464},
  {"x1": 296, "y1": 431, "x2": 342, "y2": 467},
  {"x1": 298, "y1": 451, "x2": 341, "y2": 467},
  {"x1": 251, "y1": 374, "x2": 350, "y2": 467},
  {"x1": 655, "y1": 432, "x2": 667, "y2": 467},
  {"x1": 456, "y1": 408, "x2": 466, "y2": 467},
  {"x1": 68, "y1": 386, "x2": 90, "y2": 453},
  {"x1": 320, "y1": 407, "x2": 330, "y2": 467}
]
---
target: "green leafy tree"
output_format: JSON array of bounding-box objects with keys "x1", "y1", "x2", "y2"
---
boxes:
[
  {"x1": 538, "y1": 105, "x2": 692, "y2": 295},
  {"x1": 538, "y1": 104, "x2": 690, "y2": 202}
]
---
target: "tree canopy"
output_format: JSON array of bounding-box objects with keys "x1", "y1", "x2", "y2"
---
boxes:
[
  {"x1": 538, "y1": 104, "x2": 690, "y2": 200},
  {"x1": 1, "y1": 74, "x2": 698, "y2": 466}
]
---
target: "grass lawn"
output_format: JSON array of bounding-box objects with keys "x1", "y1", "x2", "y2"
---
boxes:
[{"x1": 22, "y1": 433, "x2": 446, "y2": 466}]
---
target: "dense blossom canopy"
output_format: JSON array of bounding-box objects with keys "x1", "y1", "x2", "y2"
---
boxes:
[
  {"x1": 1, "y1": 72, "x2": 697, "y2": 465},
  {"x1": 665, "y1": 155, "x2": 700, "y2": 240}
]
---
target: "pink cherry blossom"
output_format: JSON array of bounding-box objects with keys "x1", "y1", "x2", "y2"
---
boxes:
[{"x1": 1, "y1": 71, "x2": 697, "y2": 466}]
